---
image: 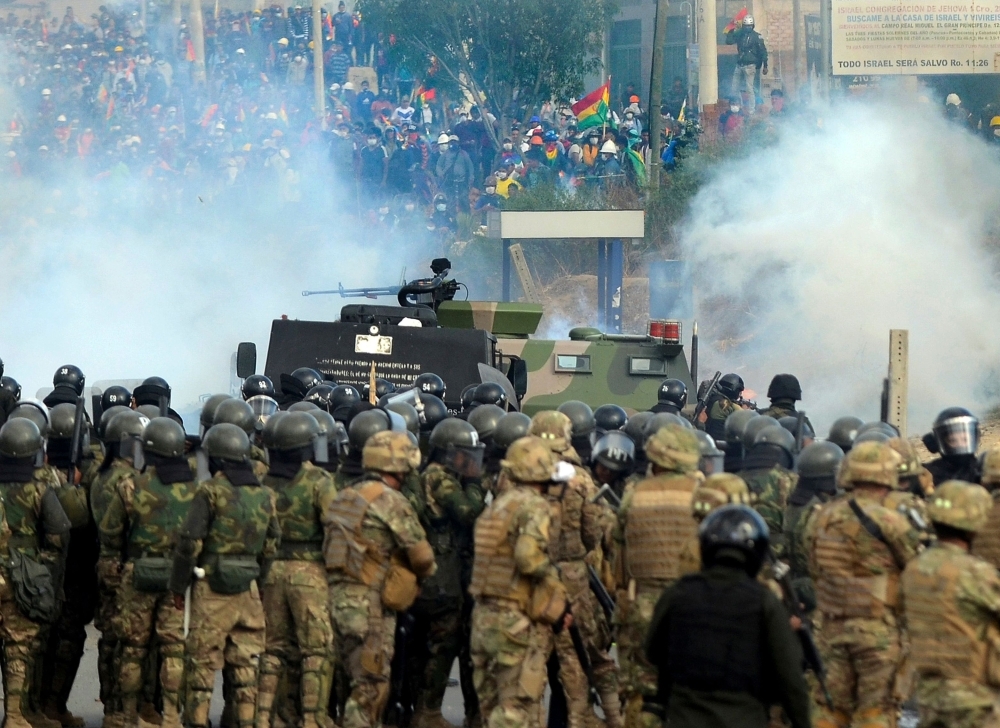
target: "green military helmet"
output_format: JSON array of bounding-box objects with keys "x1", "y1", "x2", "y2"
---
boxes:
[
  {"x1": 429, "y1": 417, "x2": 481, "y2": 450},
  {"x1": 557, "y1": 400, "x2": 597, "y2": 437},
  {"x1": 858, "y1": 421, "x2": 900, "y2": 438},
  {"x1": 623, "y1": 411, "x2": 654, "y2": 448},
  {"x1": 887, "y1": 437, "x2": 932, "y2": 495},
  {"x1": 213, "y1": 398, "x2": 256, "y2": 435},
  {"x1": 202, "y1": 423, "x2": 251, "y2": 463},
  {"x1": 200, "y1": 394, "x2": 233, "y2": 430},
  {"x1": 500, "y1": 436, "x2": 557, "y2": 484},
  {"x1": 644, "y1": 412, "x2": 688, "y2": 439},
  {"x1": 839, "y1": 441, "x2": 901, "y2": 490},
  {"x1": 927, "y1": 480, "x2": 992, "y2": 532},
  {"x1": 362, "y1": 430, "x2": 421, "y2": 474},
  {"x1": 854, "y1": 430, "x2": 890, "y2": 445},
  {"x1": 418, "y1": 396, "x2": 449, "y2": 433},
  {"x1": 307, "y1": 409, "x2": 338, "y2": 439},
  {"x1": 143, "y1": 417, "x2": 187, "y2": 458},
  {"x1": 261, "y1": 411, "x2": 290, "y2": 450},
  {"x1": 753, "y1": 425, "x2": 796, "y2": 455},
  {"x1": 137, "y1": 404, "x2": 161, "y2": 420},
  {"x1": 692, "y1": 473, "x2": 751, "y2": 519},
  {"x1": 48, "y1": 402, "x2": 80, "y2": 440},
  {"x1": 827, "y1": 416, "x2": 864, "y2": 452},
  {"x1": 9, "y1": 401, "x2": 50, "y2": 437},
  {"x1": 289, "y1": 401, "x2": 321, "y2": 413},
  {"x1": 695, "y1": 430, "x2": 724, "y2": 475},
  {"x1": 0, "y1": 418, "x2": 44, "y2": 459},
  {"x1": 493, "y1": 412, "x2": 532, "y2": 452},
  {"x1": 99, "y1": 405, "x2": 131, "y2": 439},
  {"x1": 105, "y1": 410, "x2": 148, "y2": 446},
  {"x1": 348, "y1": 409, "x2": 392, "y2": 454},
  {"x1": 724, "y1": 409, "x2": 759, "y2": 446},
  {"x1": 385, "y1": 401, "x2": 419, "y2": 435},
  {"x1": 981, "y1": 447, "x2": 1000, "y2": 489},
  {"x1": 529, "y1": 410, "x2": 573, "y2": 453},
  {"x1": 742, "y1": 416, "x2": 780, "y2": 447},
  {"x1": 797, "y1": 441, "x2": 844, "y2": 479},
  {"x1": 467, "y1": 404, "x2": 505, "y2": 442},
  {"x1": 271, "y1": 411, "x2": 320, "y2": 451},
  {"x1": 645, "y1": 423, "x2": 701, "y2": 473}
]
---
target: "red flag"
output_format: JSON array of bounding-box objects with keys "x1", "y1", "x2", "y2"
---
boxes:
[
  {"x1": 199, "y1": 103, "x2": 219, "y2": 127},
  {"x1": 724, "y1": 7, "x2": 748, "y2": 33},
  {"x1": 186, "y1": 38, "x2": 196, "y2": 62},
  {"x1": 106, "y1": 96, "x2": 115, "y2": 120}
]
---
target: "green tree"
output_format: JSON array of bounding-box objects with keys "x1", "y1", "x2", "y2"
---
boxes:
[{"x1": 359, "y1": 0, "x2": 616, "y2": 149}]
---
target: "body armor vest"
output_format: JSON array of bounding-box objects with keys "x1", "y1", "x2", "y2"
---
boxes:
[
  {"x1": 667, "y1": 572, "x2": 766, "y2": 697},
  {"x1": 0, "y1": 480, "x2": 43, "y2": 553},
  {"x1": 202, "y1": 481, "x2": 272, "y2": 557},
  {"x1": 91, "y1": 462, "x2": 134, "y2": 526},
  {"x1": 972, "y1": 498, "x2": 1000, "y2": 571},
  {"x1": 469, "y1": 490, "x2": 533, "y2": 608},
  {"x1": 323, "y1": 481, "x2": 389, "y2": 586},
  {"x1": 127, "y1": 468, "x2": 196, "y2": 558},
  {"x1": 625, "y1": 474, "x2": 698, "y2": 583},
  {"x1": 812, "y1": 500, "x2": 900, "y2": 619},
  {"x1": 266, "y1": 463, "x2": 326, "y2": 559},
  {"x1": 546, "y1": 477, "x2": 587, "y2": 564}
]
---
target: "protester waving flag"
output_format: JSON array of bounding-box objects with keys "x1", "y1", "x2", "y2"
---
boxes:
[
  {"x1": 724, "y1": 7, "x2": 748, "y2": 33},
  {"x1": 571, "y1": 79, "x2": 612, "y2": 131}
]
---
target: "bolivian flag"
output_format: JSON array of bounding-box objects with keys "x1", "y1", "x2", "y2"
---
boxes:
[{"x1": 572, "y1": 80, "x2": 611, "y2": 131}]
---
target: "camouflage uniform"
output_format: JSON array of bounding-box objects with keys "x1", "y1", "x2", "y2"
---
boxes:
[
  {"x1": 408, "y1": 461, "x2": 485, "y2": 728},
  {"x1": 469, "y1": 437, "x2": 567, "y2": 728},
  {"x1": 99, "y1": 461, "x2": 198, "y2": 728},
  {"x1": 739, "y1": 464, "x2": 797, "y2": 559},
  {"x1": 901, "y1": 481, "x2": 1000, "y2": 728},
  {"x1": 703, "y1": 397, "x2": 738, "y2": 440},
  {"x1": 256, "y1": 461, "x2": 338, "y2": 728},
  {"x1": 804, "y1": 442, "x2": 922, "y2": 728},
  {"x1": 611, "y1": 425, "x2": 701, "y2": 728},
  {"x1": 168, "y1": 466, "x2": 281, "y2": 728},
  {"x1": 678, "y1": 473, "x2": 753, "y2": 576},
  {"x1": 0, "y1": 464, "x2": 72, "y2": 728},
  {"x1": 322, "y1": 431, "x2": 436, "y2": 728}
]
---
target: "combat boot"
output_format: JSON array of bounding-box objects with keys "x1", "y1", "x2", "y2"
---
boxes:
[
  {"x1": 138, "y1": 703, "x2": 162, "y2": 728},
  {"x1": 412, "y1": 707, "x2": 452, "y2": 728},
  {"x1": 100, "y1": 713, "x2": 126, "y2": 728},
  {"x1": 5, "y1": 694, "x2": 36, "y2": 728},
  {"x1": 24, "y1": 710, "x2": 61, "y2": 728},
  {"x1": 42, "y1": 705, "x2": 85, "y2": 728}
]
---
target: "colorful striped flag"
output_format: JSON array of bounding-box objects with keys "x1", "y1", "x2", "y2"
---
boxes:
[
  {"x1": 199, "y1": 103, "x2": 218, "y2": 127},
  {"x1": 571, "y1": 80, "x2": 611, "y2": 132},
  {"x1": 724, "y1": 7, "x2": 748, "y2": 33}
]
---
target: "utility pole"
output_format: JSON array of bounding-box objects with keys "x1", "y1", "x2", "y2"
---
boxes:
[
  {"x1": 697, "y1": 0, "x2": 719, "y2": 124},
  {"x1": 647, "y1": 0, "x2": 669, "y2": 190},
  {"x1": 189, "y1": 0, "x2": 207, "y2": 84},
  {"x1": 312, "y1": 0, "x2": 326, "y2": 128},
  {"x1": 792, "y1": 0, "x2": 802, "y2": 90},
  {"x1": 820, "y1": 0, "x2": 831, "y2": 98}
]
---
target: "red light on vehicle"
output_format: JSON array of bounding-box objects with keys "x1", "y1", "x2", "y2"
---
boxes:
[{"x1": 648, "y1": 319, "x2": 681, "y2": 343}]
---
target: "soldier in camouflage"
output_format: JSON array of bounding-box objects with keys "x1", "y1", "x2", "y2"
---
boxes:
[
  {"x1": 677, "y1": 472, "x2": 752, "y2": 576},
  {"x1": 322, "y1": 430, "x2": 436, "y2": 728},
  {"x1": 804, "y1": 441, "x2": 923, "y2": 728},
  {"x1": 0, "y1": 418, "x2": 73, "y2": 728},
  {"x1": 759, "y1": 375, "x2": 813, "y2": 434},
  {"x1": 214, "y1": 398, "x2": 270, "y2": 481},
  {"x1": 256, "y1": 413, "x2": 338, "y2": 728},
  {"x1": 98, "y1": 418, "x2": 197, "y2": 728},
  {"x1": 407, "y1": 418, "x2": 485, "y2": 728},
  {"x1": 884, "y1": 438, "x2": 935, "y2": 545},
  {"x1": 971, "y1": 447, "x2": 1000, "y2": 569},
  {"x1": 469, "y1": 436, "x2": 569, "y2": 728},
  {"x1": 901, "y1": 480, "x2": 1000, "y2": 728},
  {"x1": 701, "y1": 374, "x2": 745, "y2": 440},
  {"x1": 612, "y1": 424, "x2": 701, "y2": 728},
  {"x1": 738, "y1": 424, "x2": 798, "y2": 558},
  {"x1": 168, "y1": 423, "x2": 281, "y2": 728},
  {"x1": 530, "y1": 410, "x2": 621, "y2": 728}
]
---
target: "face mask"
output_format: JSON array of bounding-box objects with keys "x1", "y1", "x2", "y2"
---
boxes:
[
  {"x1": 436, "y1": 203, "x2": 447, "y2": 212},
  {"x1": 367, "y1": 138, "x2": 378, "y2": 146},
  {"x1": 503, "y1": 143, "x2": 512, "y2": 150},
  {"x1": 589, "y1": 138, "x2": 598, "y2": 145},
  {"x1": 404, "y1": 203, "x2": 415, "y2": 211},
  {"x1": 626, "y1": 113, "x2": 633, "y2": 119},
  {"x1": 485, "y1": 187, "x2": 495, "y2": 194}
]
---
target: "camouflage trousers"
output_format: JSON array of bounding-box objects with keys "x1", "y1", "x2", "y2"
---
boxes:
[
  {"x1": 0, "y1": 581, "x2": 45, "y2": 710},
  {"x1": 258, "y1": 560, "x2": 333, "y2": 728},
  {"x1": 613, "y1": 584, "x2": 663, "y2": 728},
  {"x1": 116, "y1": 563, "x2": 186, "y2": 728},
  {"x1": 407, "y1": 596, "x2": 462, "y2": 712},
  {"x1": 915, "y1": 678, "x2": 1000, "y2": 728},
  {"x1": 185, "y1": 580, "x2": 266, "y2": 728},
  {"x1": 95, "y1": 559, "x2": 123, "y2": 714},
  {"x1": 328, "y1": 582, "x2": 396, "y2": 728},
  {"x1": 470, "y1": 599, "x2": 553, "y2": 728},
  {"x1": 814, "y1": 613, "x2": 902, "y2": 728}
]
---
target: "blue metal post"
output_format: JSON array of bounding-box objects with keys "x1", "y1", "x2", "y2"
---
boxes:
[
  {"x1": 596, "y1": 239, "x2": 607, "y2": 329},
  {"x1": 608, "y1": 238, "x2": 624, "y2": 333}
]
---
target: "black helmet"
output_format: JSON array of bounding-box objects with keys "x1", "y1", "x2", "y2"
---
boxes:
[
  {"x1": 493, "y1": 412, "x2": 532, "y2": 452},
  {"x1": 429, "y1": 418, "x2": 485, "y2": 477},
  {"x1": 752, "y1": 425, "x2": 796, "y2": 456},
  {"x1": 272, "y1": 411, "x2": 321, "y2": 451},
  {"x1": 290, "y1": 367, "x2": 325, "y2": 392},
  {"x1": 797, "y1": 441, "x2": 844, "y2": 479},
  {"x1": 10, "y1": 402, "x2": 50, "y2": 436},
  {"x1": 460, "y1": 385, "x2": 478, "y2": 412},
  {"x1": 695, "y1": 430, "x2": 724, "y2": 475},
  {"x1": 414, "y1": 372, "x2": 446, "y2": 400},
  {"x1": 0, "y1": 419, "x2": 43, "y2": 459},
  {"x1": 419, "y1": 396, "x2": 449, "y2": 432},
  {"x1": 242, "y1": 374, "x2": 276, "y2": 400},
  {"x1": 48, "y1": 403, "x2": 80, "y2": 440},
  {"x1": 742, "y1": 415, "x2": 780, "y2": 447},
  {"x1": 137, "y1": 405, "x2": 161, "y2": 421},
  {"x1": 142, "y1": 417, "x2": 187, "y2": 458},
  {"x1": 261, "y1": 411, "x2": 290, "y2": 450},
  {"x1": 1, "y1": 376, "x2": 21, "y2": 401},
  {"x1": 101, "y1": 385, "x2": 133, "y2": 411},
  {"x1": 304, "y1": 384, "x2": 336, "y2": 411},
  {"x1": 362, "y1": 378, "x2": 396, "y2": 402},
  {"x1": 778, "y1": 416, "x2": 814, "y2": 442},
  {"x1": 468, "y1": 404, "x2": 505, "y2": 441},
  {"x1": 133, "y1": 376, "x2": 171, "y2": 406},
  {"x1": 330, "y1": 385, "x2": 362, "y2": 422},
  {"x1": 289, "y1": 401, "x2": 320, "y2": 412},
  {"x1": 53, "y1": 364, "x2": 86, "y2": 395},
  {"x1": 202, "y1": 423, "x2": 250, "y2": 463},
  {"x1": 931, "y1": 407, "x2": 981, "y2": 457},
  {"x1": 430, "y1": 418, "x2": 481, "y2": 450},
  {"x1": 473, "y1": 382, "x2": 507, "y2": 409},
  {"x1": 247, "y1": 395, "x2": 280, "y2": 432},
  {"x1": 104, "y1": 410, "x2": 147, "y2": 446},
  {"x1": 716, "y1": 373, "x2": 745, "y2": 401},
  {"x1": 858, "y1": 421, "x2": 900, "y2": 438},
  {"x1": 591, "y1": 430, "x2": 636, "y2": 473},
  {"x1": 594, "y1": 404, "x2": 628, "y2": 433},
  {"x1": 827, "y1": 416, "x2": 863, "y2": 452},
  {"x1": 698, "y1": 504, "x2": 770, "y2": 577},
  {"x1": 724, "y1": 410, "x2": 759, "y2": 445},
  {"x1": 766, "y1": 374, "x2": 802, "y2": 401},
  {"x1": 385, "y1": 401, "x2": 420, "y2": 435},
  {"x1": 200, "y1": 394, "x2": 233, "y2": 430},
  {"x1": 348, "y1": 409, "x2": 391, "y2": 453},
  {"x1": 98, "y1": 405, "x2": 131, "y2": 439},
  {"x1": 657, "y1": 379, "x2": 688, "y2": 409},
  {"x1": 622, "y1": 411, "x2": 654, "y2": 448},
  {"x1": 213, "y1": 398, "x2": 256, "y2": 435},
  {"x1": 557, "y1": 401, "x2": 597, "y2": 436}
]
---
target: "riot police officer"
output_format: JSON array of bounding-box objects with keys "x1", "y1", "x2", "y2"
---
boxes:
[
  {"x1": 924, "y1": 407, "x2": 981, "y2": 485},
  {"x1": 650, "y1": 379, "x2": 687, "y2": 416}
]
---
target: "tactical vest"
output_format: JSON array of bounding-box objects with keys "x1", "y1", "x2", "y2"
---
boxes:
[
  {"x1": 469, "y1": 491, "x2": 533, "y2": 609},
  {"x1": 667, "y1": 572, "x2": 765, "y2": 698},
  {"x1": 546, "y1": 478, "x2": 587, "y2": 564},
  {"x1": 267, "y1": 463, "x2": 327, "y2": 560},
  {"x1": 624, "y1": 474, "x2": 698, "y2": 583},
  {"x1": 903, "y1": 550, "x2": 1000, "y2": 684},
  {"x1": 323, "y1": 481, "x2": 391, "y2": 586},
  {"x1": 91, "y1": 462, "x2": 135, "y2": 526},
  {"x1": 973, "y1": 497, "x2": 1000, "y2": 571},
  {"x1": 417, "y1": 465, "x2": 464, "y2": 600},
  {"x1": 202, "y1": 481, "x2": 273, "y2": 557},
  {"x1": 812, "y1": 500, "x2": 900, "y2": 619},
  {"x1": 0, "y1": 479, "x2": 43, "y2": 553},
  {"x1": 127, "y1": 469, "x2": 196, "y2": 558}
]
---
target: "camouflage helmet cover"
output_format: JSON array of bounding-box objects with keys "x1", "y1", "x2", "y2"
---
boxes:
[
  {"x1": 980, "y1": 447, "x2": 1000, "y2": 488},
  {"x1": 886, "y1": 437, "x2": 933, "y2": 495},
  {"x1": 838, "y1": 441, "x2": 902, "y2": 490},
  {"x1": 529, "y1": 410, "x2": 573, "y2": 453},
  {"x1": 644, "y1": 423, "x2": 701, "y2": 472},
  {"x1": 692, "y1": 473, "x2": 751, "y2": 519},
  {"x1": 362, "y1": 430, "x2": 421, "y2": 474},
  {"x1": 501, "y1": 436, "x2": 557, "y2": 483},
  {"x1": 928, "y1": 480, "x2": 992, "y2": 532}
]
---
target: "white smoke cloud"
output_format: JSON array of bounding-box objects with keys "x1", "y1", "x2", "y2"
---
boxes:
[{"x1": 681, "y1": 95, "x2": 1000, "y2": 436}]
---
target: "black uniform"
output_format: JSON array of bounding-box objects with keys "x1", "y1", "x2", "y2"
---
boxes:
[{"x1": 924, "y1": 454, "x2": 980, "y2": 486}]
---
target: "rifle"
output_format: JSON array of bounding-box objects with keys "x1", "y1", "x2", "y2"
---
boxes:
[
  {"x1": 587, "y1": 563, "x2": 616, "y2": 623},
  {"x1": 68, "y1": 396, "x2": 86, "y2": 484},
  {"x1": 591, "y1": 483, "x2": 622, "y2": 510},
  {"x1": 567, "y1": 621, "x2": 603, "y2": 708},
  {"x1": 769, "y1": 553, "x2": 832, "y2": 709},
  {"x1": 692, "y1": 371, "x2": 722, "y2": 423},
  {"x1": 736, "y1": 397, "x2": 760, "y2": 412},
  {"x1": 794, "y1": 410, "x2": 806, "y2": 453}
]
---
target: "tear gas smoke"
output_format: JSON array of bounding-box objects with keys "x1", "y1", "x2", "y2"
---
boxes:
[{"x1": 681, "y1": 96, "x2": 1000, "y2": 434}]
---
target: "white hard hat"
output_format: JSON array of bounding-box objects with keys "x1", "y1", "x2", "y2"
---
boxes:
[
  {"x1": 744, "y1": 14, "x2": 755, "y2": 26},
  {"x1": 600, "y1": 140, "x2": 617, "y2": 154},
  {"x1": 265, "y1": 111, "x2": 278, "y2": 120},
  {"x1": 343, "y1": 81, "x2": 354, "y2": 90},
  {"x1": 236, "y1": 47, "x2": 245, "y2": 54},
  {"x1": 437, "y1": 133, "x2": 450, "y2": 145},
  {"x1": 57, "y1": 114, "x2": 67, "y2": 122},
  {"x1": 41, "y1": 88, "x2": 51, "y2": 95},
  {"x1": 946, "y1": 93, "x2": 961, "y2": 106},
  {"x1": 329, "y1": 83, "x2": 341, "y2": 91},
  {"x1": 278, "y1": 37, "x2": 289, "y2": 45}
]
